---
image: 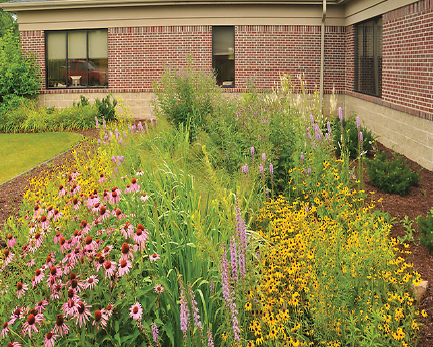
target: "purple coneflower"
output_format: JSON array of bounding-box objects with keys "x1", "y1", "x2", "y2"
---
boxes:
[
  {"x1": 149, "y1": 253, "x2": 160, "y2": 262},
  {"x1": 109, "y1": 191, "x2": 120, "y2": 205},
  {"x1": 129, "y1": 302, "x2": 143, "y2": 321},
  {"x1": 85, "y1": 275, "x2": 99, "y2": 290},
  {"x1": 130, "y1": 178, "x2": 140, "y2": 192},
  {"x1": 92, "y1": 309, "x2": 108, "y2": 330},
  {"x1": 7, "y1": 235, "x2": 16, "y2": 248},
  {"x1": 104, "y1": 261, "x2": 116, "y2": 279},
  {"x1": 16, "y1": 282, "x2": 28, "y2": 298},
  {"x1": 53, "y1": 314, "x2": 69, "y2": 337},
  {"x1": 3, "y1": 249, "x2": 14, "y2": 267},
  {"x1": 118, "y1": 259, "x2": 132, "y2": 277},
  {"x1": 35, "y1": 300, "x2": 49, "y2": 314},
  {"x1": 1, "y1": 321, "x2": 10, "y2": 339},
  {"x1": 133, "y1": 226, "x2": 149, "y2": 250},
  {"x1": 34, "y1": 268, "x2": 44, "y2": 285},
  {"x1": 99, "y1": 205, "x2": 110, "y2": 221},
  {"x1": 72, "y1": 198, "x2": 81, "y2": 211},
  {"x1": 22, "y1": 313, "x2": 43, "y2": 338},
  {"x1": 44, "y1": 332, "x2": 58, "y2": 347},
  {"x1": 140, "y1": 194, "x2": 149, "y2": 202},
  {"x1": 63, "y1": 298, "x2": 79, "y2": 318},
  {"x1": 74, "y1": 301, "x2": 92, "y2": 328},
  {"x1": 120, "y1": 243, "x2": 134, "y2": 261},
  {"x1": 121, "y1": 222, "x2": 134, "y2": 239}
]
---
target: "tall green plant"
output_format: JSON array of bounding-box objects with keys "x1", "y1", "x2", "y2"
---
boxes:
[{"x1": 0, "y1": 29, "x2": 41, "y2": 102}]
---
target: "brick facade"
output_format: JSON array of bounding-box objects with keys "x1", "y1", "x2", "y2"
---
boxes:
[
  {"x1": 235, "y1": 25, "x2": 346, "y2": 94},
  {"x1": 382, "y1": 0, "x2": 433, "y2": 120},
  {"x1": 20, "y1": 30, "x2": 45, "y2": 90},
  {"x1": 108, "y1": 26, "x2": 212, "y2": 92}
]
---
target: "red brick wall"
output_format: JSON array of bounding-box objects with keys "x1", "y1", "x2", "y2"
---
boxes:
[
  {"x1": 382, "y1": 0, "x2": 433, "y2": 119},
  {"x1": 108, "y1": 26, "x2": 212, "y2": 92},
  {"x1": 20, "y1": 30, "x2": 45, "y2": 90},
  {"x1": 235, "y1": 25, "x2": 346, "y2": 93},
  {"x1": 345, "y1": 25, "x2": 355, "y2": 94}
]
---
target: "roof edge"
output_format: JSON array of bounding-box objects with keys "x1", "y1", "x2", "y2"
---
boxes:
[{"x1": 1, "y1": 0, "x2": 340, "y2": 12}]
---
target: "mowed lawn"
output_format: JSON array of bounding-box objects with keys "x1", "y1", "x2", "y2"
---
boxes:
[{"x1": 0, "y1": 132, "x2": 83, "y2": 184}]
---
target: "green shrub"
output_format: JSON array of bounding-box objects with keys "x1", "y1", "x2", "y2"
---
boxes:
[
  {"x1": 94, "y1": 94, "x2": 117, "y2": 122},
  {"x1": 154, "y1": 64, "x2": 217, "y2": 141},
  {"x1": 365, "y1": 151, "x2": 420, "y2": 195},
  {"x1": 418, "y1": 208, "x2": 433, "y2": 253},
  {"x1": 332, "y1": 114, "x2": 375, "y2": 159},
  {"x1": 0, "y1": 29, "x2": 41, "y2": 102}
]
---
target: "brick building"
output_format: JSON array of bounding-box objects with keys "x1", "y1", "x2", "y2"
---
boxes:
[{"x1": 1, "y1": 0, "x2": 432, "y2": 170}]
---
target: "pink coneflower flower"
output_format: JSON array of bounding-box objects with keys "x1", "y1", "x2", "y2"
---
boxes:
[
  {"x1": 53, "y1": 314, "x2": 69, "y2": 337},
  {"x1": 34, "y1": 268, "x2": 44, "y2": 285},
  {"x1": 154, "y1": 284, "x2": 164, "y2": 294},
  {"x1": 124, "y1": 184, "x2": 132, "y2": 194},
  {"x1": 63, "y1": 298, "x2": 79, "y2": 318},
  {"x1": 92, "y1": 309, "x2": 108, "y2": 330},
  {"x1": 95, "y1": 254, "x2": 105, "y2": 272},
  {"x1": 130, "y1": 178, "x2": 140, "y2": 192},
  {"x1": 80, "y1": 220, "x2": 91, "y2": 235},
  {"x1": 22, "y1": 313, "x2": 43, "y2": 338},
  {"x1": 7, "y1": 235, "x2": 16, "y2": 248},
  {"x1": 149, "y1": 253, "x2": 160, "y2": 262},
  {"x1": 6, "y1": 342, "x2": 22, "y2": 347},
  {"x1": 109, "y1": 191, "x2": 120, "y2": 205},
  {"x1": 84, "y1": 236, "x2": 98, "y2": 252},
  {"x1": 74, "y1": 301, "x2": 92, "y2": 328},
  {"x1": 118, "y1": 259, "x2": 132, "y2": 277},
  {"x1": 26, "y1": 258, "x2": 35, "y2": 267},
  {"x1": 46, "y1": 206, "x2": 54, "y2": 219},
  {"x1": 35, "y1": 300, "x2": 49, "y2": 314},
  {"x1": 3, "y1": 249, "x2": 14, "y2": 267},
  {"x1": 114, "y1": 208, "x2": 125, "y2": 220},
  {"x1": 121, "y1": 222, "x2": 134, "y2": 239},
  {"x1": 99, "y1": 173, "x2": 106, "y2": 184},
  {"x1": 99, "y1": 206, "x2": 110, "y2": 221},
  {"x1": 112, "y1": 186, "x2": 122, "y2": 196},
  {"x1": 92, "y1": 202, "x2": 101, "y2": 214},
  {"x1": 46, "y1": 254, "x2": 54, "y2": 268},
  {"x1": 133, "y1": 226, "x2": 149, "y2": 250},
  {"x1": 129, "y1": 302, "x2": 143, "y2": 321},
  {"x1": 9, "y1": 307, "x2": 22, "y2": 325},
  {"x1": 104, "y1": 261, "x2": 116, "y2": 279},
  {"x1": 72, "y1": 198, "x2": 81, "y2": 211},
  {"x1": 44, "y1": 332, "x2": 58, "y2": 347},
  {"x1": 59, "y1": 185, "x2": 66, "y2": 197},
  {"x1": 102, "y1": 190, "x2": 109, "y2": 203},
  {"x1": 1, "y1": 321, "x2": 10, "y2": 339},
  {"x1": 53, "y1": 231, "x2": 63, "y2": 244},
  {"x1": 102, "y1": 245, "x2": 113, "y2": 257},
  {"x1": 85, "y1": 275, "x2": 99, "y2": 290},
  {"x1": 53, "y1": 209, "x2": 62, "y2": 221},
  {"x1": 120, "y1": 243, "x2": 134, "y2": 261},
  {"x1": 140, "y1": 194, "x2": 149, "y2": 202},
  {"x1": 40, "y1": 215, "x2": 49, "y2": 230},
  {"x1": 33, "y1": 205, "x2": 41, "y2": 219},
  {"x1": 16, "y1": 282, "x2": 28, "y2": 298},
  {"x1": 33, "y1": 232, "x2": 44, "y2": 249},
  {"x1": 104, "y1": 303, "x2": 114, "y2": 318},
  {"x1": 136, "y1": 170, "x2": 144, "y2": 175},
  {"x1": 59, "y1": 237, "x2": 68, "y2": 253},
  {"x1": 70, "y1": 184, "x2": 81, "y2": 196}
]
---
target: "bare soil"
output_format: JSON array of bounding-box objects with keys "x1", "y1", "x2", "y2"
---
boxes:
[{"x1": 0, "y1": 134, "x2": 432, "y2": 346}]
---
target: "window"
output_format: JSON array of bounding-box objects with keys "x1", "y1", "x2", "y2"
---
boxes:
[
  {"x1": 212, "y1": 26, "x2": 235, "y2": 87},
  {"x1": 46, "y1": 29, "x2": 108, "y2": 88},
  {"x1": 354, "y1": 17, "x2": 382, "y2": 97}
]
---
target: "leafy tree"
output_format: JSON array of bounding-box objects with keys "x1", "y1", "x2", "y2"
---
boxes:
[
  {"x1": 0, "y1": 29, "x2": 41, "y2": 102},
  {"x1": 0, "y1": 1, "x2": 18, "y2": 37}
]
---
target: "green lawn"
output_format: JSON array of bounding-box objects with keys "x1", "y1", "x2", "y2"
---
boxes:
[{"x1": 0, "y1": 132, "x2": 83, "y2": 184}]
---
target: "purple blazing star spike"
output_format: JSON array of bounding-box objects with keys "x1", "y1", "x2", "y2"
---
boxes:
[
  {"x1": 359, "y1": 131, "x2": 363, "y2": 142},
  {"x1": 188, "y1": 284, "x2": 202, "y2": 330},
  {"x1": 259, "y1": 164, "x2": 264, "y2": 175},
  {"x1": 307, "y1": 167, "x2": 311, "y2": 175},
  {"x1": 230, "y1": 236, "x2": 238, "y2": 282},
  {"x1": 309, "y1": 114, "x2": 314, "y2": 125},
  {"x1": 95, "y1": 117, "x2": 99, "y2": 129},
  {"x1": 356, "y1": 116, "x2": 361, "y2": 130},
  {"x1": 269, "y1": 162, "x2": 273, "y2": 175},
  {"x1": 327, "y1": 121, "x2": 332, "y2": 135},
  {"x1": 306, "y1": 128, "x2": 311, "y2": 140},
  {"x1": 250, "y1": 146, "x2": 255, "y2": 157},
  {"x1": 300, "y1": 152, "x2": 304, "y2": 161},
  {"x1": 262, "y1": 153, "x2": 266, "y2": 165},
  {"x1": 179, "y1": 287, "x2": 190, "y2": 338},
  {"x1": 151, "y1": 322, "x2": 159, "y2": 344},
  {"x1": 338, "y1": 107, "x2": 343, "y2": 123},
  {"x1": 241, "y1": 164, "x2": 249, "y2": 174}
]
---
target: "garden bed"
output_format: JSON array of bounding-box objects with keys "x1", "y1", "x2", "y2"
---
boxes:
[{"x1": 0, "y1": 129, "x2": 431, "y2": 345}]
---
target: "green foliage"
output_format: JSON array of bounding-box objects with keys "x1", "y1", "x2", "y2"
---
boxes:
[
  {"x1": 397, "y1": 215, "x2": 417, "y2": 245},
  {"x1": 154, "y1": 64, "x2": 217, "y2": 141},
  {"x1": 0, "y1": 96, "x2": 99, "y2": 132},
  {"x1": 365, "y1": 151, "x2": 420, "y2": 195},
  {"x1": 418, "y1": 208, "x2": 433, "y2": 253},
  {"x1": 94, "y1": 94, "x2": 117, "y2": 122},
  {"x1": 332, "y1": 114, "x2": 375, "y2": 159},
  {"x1": 0, "y1": 7, "x2": 18, "y2": 38},
  {"x1": 0, "y1": 29, "x2": 41, "y2": 102}
]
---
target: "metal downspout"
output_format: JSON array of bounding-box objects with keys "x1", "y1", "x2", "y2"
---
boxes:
[{"x1": 320, "y1": 0, "x2": 326, "y2": 113}]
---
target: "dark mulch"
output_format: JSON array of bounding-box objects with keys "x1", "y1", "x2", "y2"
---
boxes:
[{"x1": 0, "y1": 134, "x2": 432, "y2": 345}]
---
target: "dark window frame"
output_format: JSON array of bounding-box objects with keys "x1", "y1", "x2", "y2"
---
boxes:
[
  {"x1": 45, "y1": 28, "x2": 108, "y2": 89},
  {"x1": 212, "y1": 26, "x2": 235, "y2": 88},
  {"x1": 354, "y1": 16, "x2": 383, "y2": 98}
]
